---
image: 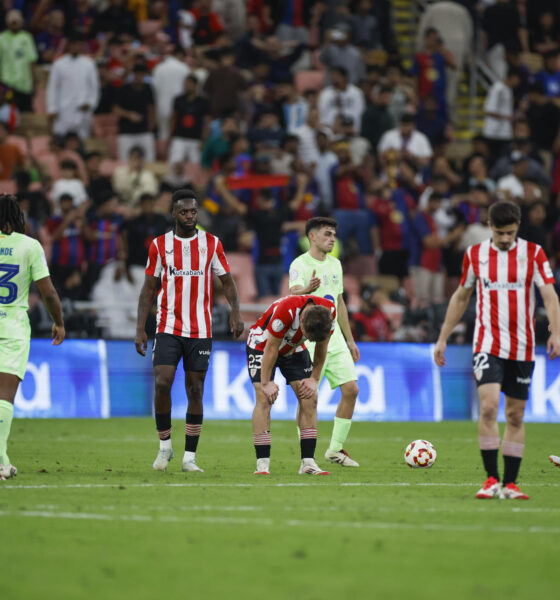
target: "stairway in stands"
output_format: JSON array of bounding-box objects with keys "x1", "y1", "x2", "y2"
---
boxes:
[{"x1": 390, "y1": 0, "x2": 485, "y2": 157}]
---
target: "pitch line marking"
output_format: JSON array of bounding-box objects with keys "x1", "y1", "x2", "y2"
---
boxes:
[
  {"x1": 3, "y1": 481, "x2": 560, "y2": 490},
  {"x1": 1, "y1": 509, "x2": 559, "y2": 535}
]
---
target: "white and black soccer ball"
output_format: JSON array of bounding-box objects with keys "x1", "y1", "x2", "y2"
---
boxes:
[{"x1": 404, "y1": 440, "x2": 437, "y2": 468}]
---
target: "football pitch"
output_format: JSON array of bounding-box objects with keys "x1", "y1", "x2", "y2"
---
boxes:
[{"x1": 2, "y1": 419, "x2": 559, "y2": 600}]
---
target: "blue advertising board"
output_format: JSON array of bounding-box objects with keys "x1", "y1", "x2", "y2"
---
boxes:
[{"x1": 13, "y1": 340, "x2": 560, "y2": 423}]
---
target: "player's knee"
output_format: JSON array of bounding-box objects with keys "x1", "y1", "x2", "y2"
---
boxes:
[
  {"x1": 154, "y1": 376, "x2": 173, "y2": 397},
  {"x1": 505, "y1": 407, "x2": 524, "y2": 429},
  {"x1": 186, "y1": 380, "x2": 204, "y2": 401},
  {"x1": 480, "y1": 403, "x2": 498, "y2": 423},
  {"x1": 343, "y1": 381, "x2": 359, "y2": 401}
]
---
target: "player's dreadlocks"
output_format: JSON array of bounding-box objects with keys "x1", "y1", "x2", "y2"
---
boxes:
[{"x1": 0, "y1": 194, "x2": 25, "y2": 234}]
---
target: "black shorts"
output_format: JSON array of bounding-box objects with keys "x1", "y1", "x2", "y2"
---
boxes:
[
  {"x1": 152, "y1": 333, "x2": 212, "y2": 371},
  {"x1": 472, "y1": 352, "x2": 535, "y2": 400},
  {"x1": 246, "y1": 346, "x2": 313, "y2": 384}
]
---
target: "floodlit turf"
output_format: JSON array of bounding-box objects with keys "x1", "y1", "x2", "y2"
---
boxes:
[{"x1": 2, "y1": 419, "x2": 560, "y2": 600}]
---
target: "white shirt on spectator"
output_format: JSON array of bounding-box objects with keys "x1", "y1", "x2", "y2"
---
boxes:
[
  {"x1": 46, "y1": 54, "x2": 99, "y2": 140},
  {"x1": 314, "y1": 150, "x2": 338, "y2": 210},
  {"x1": 293, "y1": 123, "x2": 320, "y2": 166},
  {"x1": 460, "y1": 223, "x2": 491, "y2": 251},
  {"x1": 377, "y1": 127, "x2": 433, "y2": 160},
  {"x1": 318, "y1": 84, "x2": 365, "y2": 131},
  {"x1": 497, "y1": 174, "x2": 524, "y2": 199},
  {"x1": 51, "y1": 178, "x2": 88, "y2": 208},
  {"x1": 483, "y1": 81, "x2": 513, "y2": 140},
  {"x1": 152, "y1": 55, "x2": 191, "y2": 140}
]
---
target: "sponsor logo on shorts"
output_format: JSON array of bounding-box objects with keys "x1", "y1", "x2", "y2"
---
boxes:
[
  {"x1": 198, "y1": 349, "x2": 211, "y2": 356},
  {"x1": 304, "y1": 366, "x2": 312, "y2": 373},
  {"x1": 516, "y1": 377, "x2": 531, "y2": 385}
]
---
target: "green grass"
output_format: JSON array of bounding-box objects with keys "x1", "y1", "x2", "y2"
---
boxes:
[{"x1": 2, "y1": 419, "x2": 560, "y2": 600}]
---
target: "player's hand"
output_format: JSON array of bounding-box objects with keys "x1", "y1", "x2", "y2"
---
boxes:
[
  {"x1": 261, "y1": 381, "x2": 279, "y2": 404},
  {"x1": 135, "y1": 330, "x2": 148, "y2": 356},
  {"x1": 306, "y1": 270, "x2": 320, "y2": 294},
  {"x1": 230, "y1": 310, "x2": 244, "y2": 338},
  {"x1": 51, "y1": 324, "x2": 65, "y2": 345},
  {"x1": 348, "y1": 340, "x2": 360, "y2": 362},
  {"x1": 298, "y1": 377, "x2": 318, "y2": 399},
  {"x1": 433, "y1": 340, "x2": 446, "y2": 367},
  {"x1": 547, "y1": 334, "x2": 560, "y2": 360}
]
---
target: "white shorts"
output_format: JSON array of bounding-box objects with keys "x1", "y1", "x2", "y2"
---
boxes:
[
  {"x1": 168, "y1": 138, "x2": 201, "y2": 166},
  {"x1": 117, "y1": 133, "x2": 156, "y2": 162}
]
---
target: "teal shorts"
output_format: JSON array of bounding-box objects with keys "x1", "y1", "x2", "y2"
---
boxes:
[
  {"x1": 308, "y1": 342, "x2": 357, "y2": 389},
  {"x1": 0, "y1": 338, "x2": 30, "y2": 380}
]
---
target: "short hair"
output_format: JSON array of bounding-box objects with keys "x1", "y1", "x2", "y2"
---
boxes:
[
  {"x1": 186, "y1": 74, "x2": 199, "y2": 85},
  {"x1": 85, "y1": 150, "x2": 102, "y2": 161},
  {"x1": 489, "y1": 201, "x2": 521, "y2": 228},
  {"x1": 305, "y1": 216, "x2": 338, "y2": 237},
  {"x1": 59, "y1": 193, "x2": 74, "y2": 203},
  {"x1": 331, "y1": 66, "x2": 348, "y2": 79},
  {"x1": 429, "y1": 191, "x2": 444, "y2": 202},
  {"x1": 129, "y1": 145, "x2": 145, "y2": 158},
  {"x1": 0, "y1": 194, "x2": 25, "y2": 234},
  {"x1": 139, "y1": 193, "x2": 155, "y2": 203},
  {"x1": 302, "y1": 304, "x2": 333, "y2": 342},
  {"x1": 60, "y1": 159, "x2": 78, "y2": 171},
  {"x1": 172, "y1": 188, "x2": 197, "y2": 207}
]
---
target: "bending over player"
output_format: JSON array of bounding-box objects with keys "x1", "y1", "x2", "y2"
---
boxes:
[{"x1": 247, "y1": 294, "x2": 335, "y2": 475}]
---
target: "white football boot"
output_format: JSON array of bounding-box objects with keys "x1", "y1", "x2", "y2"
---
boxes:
[
  {"x1": 475, "y1": 476, "x2": 501, "y2": 499},
  {"x1": 0, "y1": 464, "x2": 17, "y2": 480},
  {"x1": 324, "y1": 448, "x2": 360, "y2": 467},
  {"x1": 254, "y1": 458, "x2": 270, "y2": 475},
  {"x1": 152, "y1": 448, "x2": 173, "y2": 471},
  {"x1": 298, "y1": 458, "x2": 330, "y2": 475},
  {"x1": 549, "y1": 455, "x2": 560, "y2": 468},
  {"x1": 182, "y1": 452, "x2": 204, "y2": 472}
]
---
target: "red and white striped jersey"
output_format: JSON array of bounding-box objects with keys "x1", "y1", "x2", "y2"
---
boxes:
[
  {"x1": 145, "y1": 230, "x2": 230, "y2": 338},
  {"x1": 460, "y1": 238, "x2": 555, "y2": 361},
  {"x1": 247, "y1": 295, "x2": 336, "y2": 356}
]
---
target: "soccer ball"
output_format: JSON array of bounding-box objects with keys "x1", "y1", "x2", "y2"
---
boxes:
[{"x1": 404, "y1": 440, "x2": 437, "y2": 468}]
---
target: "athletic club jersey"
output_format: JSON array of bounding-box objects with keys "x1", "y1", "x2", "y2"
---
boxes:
[
  {"x1": 460, "y1": 238, "x2": 555, "y2": 361},
  {"x1": 247, "y1": 295, "x2": 336, "y2": 356},
  {"x1": 145, "y1": 230, "x2": 229, "y2": 338}
]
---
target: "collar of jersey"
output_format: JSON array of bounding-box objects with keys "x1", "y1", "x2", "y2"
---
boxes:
[
  {"x1": 490, "y1": 239, "x2": 517, "y2": 252},
  {"x1": 174, "y1": 232, "x2": 198, "y2": 242}
]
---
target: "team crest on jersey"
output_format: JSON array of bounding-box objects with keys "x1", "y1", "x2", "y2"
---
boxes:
[
  {"x1": 271, "y1": 318, "x2": 285, "y2": 332},
  {"x1": 200, "y1": 247, "x2": 207, "y2": 255},
  {"x1": 183, "y1": 245, "x2": 190, "y2": 255}
]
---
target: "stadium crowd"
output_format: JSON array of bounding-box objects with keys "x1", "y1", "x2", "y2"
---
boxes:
[{"x1": 0, "y1": 0, "x2": 559, "y2": 343}]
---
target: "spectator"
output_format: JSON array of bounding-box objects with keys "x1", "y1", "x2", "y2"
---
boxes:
[
  {"x1": 526, "y1": 82, "x2": 560, "y2": 152},
  {"x1": 385, "y1": 62, "x2": 414, "y2": 124},
  {"x1": 160, "y1": 162, "x2": 193, "y2": 194},
  {"x1": 378, "y1": 113, "x2": 433, "y2": 169},
  {"x1": 330, "y1": 140, "x2": 370, "y2": 254},
  {"x1": 412, "y1": 28, "x2": 455, "y2": 120},
  {"x1": 319, "y1": 23, "x2": 366, "y2": 86},
  {"x1": 213, "y1": 0, "x2": 247, "y2": 42},
  {"x1": 168, "y1": 74, "x2": 210, "y2": 167},
  {"x1": 0, "y1": 121, "x2": 24, "y2": 179},
  {"x1": 314, "y1": 129, "x2": 338, "y2": 210},
  {"x1": 45, "y1": 193, "x2": 88, "y2": 298},
  {"x1": 459, "y1": 205, "x2": 491, "y2": 251},
  {"x1": 46, "y1": 33, "x2": 99, "y2": 140},
  {"x1": 189, "y1": 0, "x2": 226, "y2": 46},
  {"x1": 248, "y1": 110, "x2": 284, "y2": 151},
  {"x1": 350, "y1": 0, "x2": 381, "y2": 50},
  {"x1": 318, "y1": 66, "x2": 365, "y2": 131},
  {"x1": 85, "y1": 151, "x2": 115, "y2": 206},
  {"x1": 411, "y1": 191, "x2": 463, "y2": 307},
  {"x1": 94, "y1": 0, "x2": 139, "y2": 41},
  {"x1": 530, "y1": 11, "x2": 560, "y2": 55},
  {"x1": 248, "y1": 188, "x2": 295, "y2": 297},
  {"x1": 270, "y1": 134, "x2": 298, "y2": 174},
  {"x1": 352, "y1": 287, "x2": 392, "y2": 342},
  {"x1": 271, "y1": 0, "x2": 313, "y2": 44},
  {"x1": 152, "y1": 46, "x2": 190, "y2": 141},
  {"x1": 519, "y1": 200, "x2": 548, "y2": 249},
  {"x1": 35, "y1": 8, "x2": 66, "y2": 64},
  {"x1": 370, "y1": 185, "x2": 416, "y2": 281},
  {"x1": 454, "y1": 185, "x2": 491, "y2": 226},
  {"x1": 15, "y1": 170, "x2": 50, "y2": 224},
  {"x1": 258, "y1": 37, "x2": 306, "y2": 84},
  {"x1": 361, "y1": 85, "x2": 395, "y2": 153},
  {"x1": 464, "y1": 154, "x2": 495, "y2": 193},
  {"x1": 276, "y1": 77, "x2": 309, "y2": 133},
  {"x1": 114, "y1": 63, "x2": 155, "y2": 162},
  {"x1": 336, "y1": 114, "x2": 371, "y2": 168},
  {"x1": 119, "y1": 192, "x2": 170, "y2": 285},
  {"x1": 496, "y1": 151, "x2": 529, "y2": 202},
  {"x1": 112, "y1": 146, "x2": 158, "y2": 208},
  {"x1": 0, "y1": 86, "x2": 20, "y2": 132},
  {"x1": 84, "y1": 194, "x2": 124, "y2": 294},
  {"x1": 94, "y1": 58, "x2": 117, "y2": 115},
  {"x1": 293, "y1": 106, "x2": 321, "y2": 168},
  {"x1": 482, "y1": 68, "x2": 520, "y2": 163},
  {"x1": 535, "y1": 49, "x2": 560, "y2": 99},
  {"x1": 69, "y1": 0, "x2": 98, "y2": 41},
  {"x1": 201, "y1": 114, "x2": 239, "y2": 169},
  {"x1": 51, "y1": 160, "x2": 89, "y2": 209},
  {"x1": 0, "y1": 10, "x2": 38, "y2": 112},
  {"x1": 203, "y1": 46, "x2": 247, "y2": 117},
  {"x1": 482, "y1": 0, "x2": 526, "y2": 80}
]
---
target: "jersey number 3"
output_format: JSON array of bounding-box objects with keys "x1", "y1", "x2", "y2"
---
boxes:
[{"x1": 0, "y1": 264, "x2": 20, "y2": 304}]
